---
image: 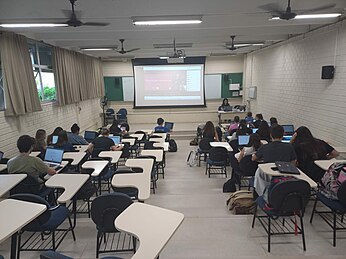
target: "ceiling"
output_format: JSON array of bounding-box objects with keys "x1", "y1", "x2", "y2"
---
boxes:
[{"x1": 1, "y1": 0, "x2": 345, "y2": 60}]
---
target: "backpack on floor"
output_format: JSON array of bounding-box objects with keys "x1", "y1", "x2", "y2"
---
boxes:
[
  {"x1": 187, "y1": 150, "x2": 198, "y2": 167},
  {"x1": 321, "y1": 162, "x2": 346, "y2": 200},
  {"x1": 226, "y1": 190, "x2": 256, "y2": 214},
  {"x1": 190, "y1": 137, "x2": 199, "y2": 146},
  {"x1": 223, "y1": 178, "x2": 236, "y2": 193},
  {"x1": 168, "y1": 139, "x2": 177, "y2": 152}
]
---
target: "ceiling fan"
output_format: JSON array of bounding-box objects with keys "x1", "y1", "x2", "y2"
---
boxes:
[
  {"x1": 116, "y1": 39, "x2": 140, "y2": 54},
  {"x1": 259, "y1": 0, "x2": 336, "y2": 20}
]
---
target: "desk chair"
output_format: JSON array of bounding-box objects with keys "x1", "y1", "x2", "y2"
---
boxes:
[
  {"x1": 197, "y1": 138, "x2": 212, "y2": 167},
  {"x1": 134, "y1": 130, "x2": 147, "y2": 147},
  {"x1": 206, "y1": 147, "x2": 228, "y2": 178},
  {"x1": 235, "y1": 155, "x2": 258, "y2": 190},
  {"x1": 40, "y1": 251, "x2": 73, "y2": 259},
  {"x1": 111, "y1": 168, "x2": 139, "y2": 199},
  {"x1": 117, "y1": 108, "x2": 127, "y2": 124}
]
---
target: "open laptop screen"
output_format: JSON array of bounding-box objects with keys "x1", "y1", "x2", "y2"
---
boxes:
[
  {"x1": 164, "y1": 122, "x2": 174, "y2": 131},
  {"x1": 282, "y1": 125, "x2": 294, "y2": 134},
  {"x1": 282, "y1": 135, "x2": 293, "y2": 143},
  {"x1": 84, "y1": 131, "x2": 97, "y2": 140},
  {"x1": 109, "y1": 136, "x2": 121, "y2": 145},
  {"x1": 238, "y1": 135, "x2": 250, "y2": 146},
  {"x1": 52, "y1": 135, "x2": 58, "y2": 144},
  {"x1": 44, "y1": 148, "x2": 64, "y2": 164},
  {"x1": 252, "y1": 128, "x2": 258, "y2": 134}
]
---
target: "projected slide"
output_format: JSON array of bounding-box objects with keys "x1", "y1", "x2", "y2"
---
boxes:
[{"x1": 134, "y1": 64, "x2": 205, "y2": 107}]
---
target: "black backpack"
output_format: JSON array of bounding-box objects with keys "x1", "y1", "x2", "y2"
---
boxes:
[
  {"x1": 168, "y1": 139, "x2": 177, "y2": 152},
  {"x1": 223, "y1": 178, "x2": 236, "y2": 193}
]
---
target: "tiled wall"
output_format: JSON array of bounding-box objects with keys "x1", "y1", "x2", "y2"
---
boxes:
[
  {"x1": 0, "y1": 98, "x2": 102, "y2": 158},
  {"x1": 244, "y1": 21, "x2": 346, "y2": 146}
]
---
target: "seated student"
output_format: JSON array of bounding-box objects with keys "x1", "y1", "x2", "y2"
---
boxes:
[
  {"x1": 88, "y1": 127, "x2": 123, "y2": 157},
  {"x1": 290, "y1": 126, "x2": 339, "y2": 182},
  {"x1": 269, "y1": 117, "x2": 278, "y2": 126},
  {"x1": 253, "y1": 113, "x2": 264, "y2": 128},
  {"x1": 245, "y1": 112, "x2": 254, "y2": 124},
  {"x1": 236, "y1": 133, "x2": 262, "y2": 162},
  {"x1": 8, "y1": 135, "x2": 56, "y2": 185},
  {"x1": 202, "y1": 121, "x2": 219, "y2": 141},
  {"x1": 228, "y1": 116, "x2": 240, "y2": 134},
  {"x1": 54, "y1": 130, "x2": 75, "y2": 152},
  {"x1": 218, "y1": 98, "x2": 231, "y2": 111},
  {"x1": 109, "y1": 120, "x2": 122, "y2": 135},
  {"x1": 33, "y1": 129, "x2": 47, "y2": 153},
  {"x1": 256, "y1": 120, "x2": 271, "y2": 142},
  {"x1": 47, "y1": 127, "x2": 63, "y2": 146},
  {"x1": 228, "y1": 119, "x2": 252, "y2": 141},
  {"x1": 68, "y1": 123, "x2": 88, "y2": 145},
  {"x1": 154, "y1": 118, "x2": 170, "y2": 133},
  {"x1": 252, "y1": 124, "x2": 297, "y2": 196}
]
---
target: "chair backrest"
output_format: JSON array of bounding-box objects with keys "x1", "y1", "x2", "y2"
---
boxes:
[
  {"x1": 10, "y1": 193, "x2": 50, "y2": 227},
  {"x1": 106, "y1": 108, "x2": 115, "y2": 116},
  {"x1": 135, "y1": 131, "x2": 147, "y2": 141},
  {"x1": 239, "y1": 155, "x2": 258, "y2": 176},
  {"x1": 118, "y1": 108, "x2": 127, "y2": 118},
  {"x1": 269, "y1": 179, "x2": 310, "y2": 212},
  {"x1": 229, "y1": 139, "x2": 239, "y2": 152},
  {"x1": 144, "y1": 141, "x2": 160, "y2": 150},
  {"x1": 198, "y1": 138, "x2": 212, "y2": 151},
  {"x1": 91, "y1": 192, "x2": 133, "y2": 232},
  {"x1": 10, "y1": 173, "x2": 42, "y2": 195},
  {"x1": 337, "y1": 181, "x2": 346, "y2": 206},
  {"x1": 209, "y1": 147, "x2": 228, "y2": 162}
]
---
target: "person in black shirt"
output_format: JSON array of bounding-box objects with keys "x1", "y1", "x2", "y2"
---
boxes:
[
  {"x1": 253, "y1": 113, "x2": 263, "y2": 128},
  {"x1": 290, "y1": 126, "x2": 339, "y2": 182},
  {"x1": 256, "y1": 121, "x2": 271, "y2": 142},
  {"x1": 88, "y1": 128, "x2": 122, "y2": 157}
]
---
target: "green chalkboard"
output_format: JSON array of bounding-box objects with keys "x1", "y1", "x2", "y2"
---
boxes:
[
  {"x1": 221, "y1": 73, "x2": 243, "y2": 98},
  {"x1": 104, "y1": 77, "x2": 124, "y2": 101}
]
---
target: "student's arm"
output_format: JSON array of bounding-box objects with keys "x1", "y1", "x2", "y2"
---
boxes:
[
  {"x1": 111, "y1": 145, "x2": 123, "y2": 151},
  {"x1": 327, "y1": 149, "x2": 339, "y2": 159},
  {"x1": 237, "y1": 148, "x2": 245, "y2": 162},
  {"x1": 290, "y1": 132, "x2": 297, "y2": 144},
  {"x1": 214, "y1": 130, "x2": 219, "y2": 142},
  {"x1": 87, "y1": 143, "x2": 94, "y2": 154},
  {"x1": 47, "y1": 167, "x2": 56, "y2": 175},
  {"x1": 252, "y1": 153, "x2": 258, "y2": 161},
  {"x1": 35, "y1": 158, "x2": 56, "y2": 176},
  {"x1": 252, "y1": 146, "x2": 264, "y2": 161}
]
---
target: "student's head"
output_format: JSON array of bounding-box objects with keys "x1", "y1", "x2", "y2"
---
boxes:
[
  {"x1": 270, "y1": 117, "x2": 278, "y2": 125},
  {"x1": 222, "y1": 98, "x2": 229, "y2": 106},
  {"x1": 35, "y1": 129, "x2": 46, "y2": 141},
  {"x1": 249, "y1": 133, "x2": 262, "y2": 150},
  {"x1": 233, "y1": 116, "x2": 240, "y2": 123},
  {"x1": 255, "y1": 113, "x2": 263, "y2": 120},
  {"x1": 257, "y1": 121, "x2": 270, "y2": 138},
  {"x1": 270, "y1": 124, "x2": 284, "y2": 140},
  {"x1": 101, "y1": 127, "x2": 110, "y2": 136},
  {"x1": 295, "y1": 126, "x2": 314, "y2": 143},
  {"x1": 71, "y1": 123, "x2": 80, "y2": 134},
  {"x1": 238, "y1": 119, "x2": 247, "y2": 129},
  {"x1": 52, "y1": 127, "x2": 63, "y2": 136},
  {"x1": 247, "y1": 112, "x2": 252, "y2": 117},
  {"x1": 157, "y1": 118, "x2": 164, "y2": 126},
  {"x1": 57, "y1": 130, "x2": 68, "y2": 145},
  {"x1": 203, "y1": 121, "x2": 215, "y2": 135},
  {"x1": 17, "y1": 135, "x2": 35, "y2": 153}
]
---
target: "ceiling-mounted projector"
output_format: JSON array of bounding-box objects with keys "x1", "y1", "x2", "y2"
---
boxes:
[{"x1": 167, "y1": 57, "x2": 185, "y2": 63}]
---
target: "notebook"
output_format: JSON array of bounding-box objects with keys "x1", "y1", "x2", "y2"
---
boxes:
[
  {"x1": 275, "y1": 161, "x2": 300, "y2": 175},
  {"x1": 52, "y1": 135, "x2": 58, "y2": 144},
  {"x1": 238, "y1": 135, "x2": 250, "y2": 146},
  {"x1": 282, "y1": 125, "x2": 294, "y2": 135},
  {"x1": 109, "y1": 136, "x2": 121, "y2": 145},
  {"x1": 164, "y1": 122, "x2": 174, "y2": 131},
  {"x1": 44, "y1": 147, "x2": 64, "y2": 168}
]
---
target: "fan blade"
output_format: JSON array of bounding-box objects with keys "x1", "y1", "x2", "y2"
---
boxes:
[
  {"x1": 115, "y1": 50, "x2": 127, "y2": 54},
  {"x1": 297, "y1": 3, "x2": 336, "y2": 15},
  {"x1": 125, "y1": 48, "x2": 141, "y2": 53},
  {"x1": 82, "y1": 22, "x2": 109, "y2": 26},
  {"x1": 258, "y1": 3, "x2": 284, "y2": 16}
]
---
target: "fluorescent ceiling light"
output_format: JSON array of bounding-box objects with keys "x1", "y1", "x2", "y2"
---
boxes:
[
  {"x1": 233, "y1": 43, "x2": 264, "y2": 47},
  {"x1": 132, "y1": 15, "x2": 202, "y2": 26},
  {"x1": 271, "y1": 13, "x2": 341, "y2": 20},
  {"x1": 0, "y1": 23, "x2": 68, "y2": 28},
  {"x1": 159, "y1": 56, "x2": 169, "y2": 59},
  {"x1": 81, "y1": 48, "x2": 113, "y2": 51}
]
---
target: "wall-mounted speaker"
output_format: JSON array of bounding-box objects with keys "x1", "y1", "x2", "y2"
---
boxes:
[{"x1": 321, "y1": 65, "x2": 334, "y2": 79}]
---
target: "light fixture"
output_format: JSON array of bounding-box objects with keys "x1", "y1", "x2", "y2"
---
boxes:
[
  {"x1": 271, "y1": 13, "x2": 341, "y2": 20},
  {"x1": 233, "y1": 43, "x2": 264, "y2": 47},
  {"x1": 0, "y1": 23, "x2": 68, "y2": 28},
  {"x1": 132, "y1": 15, "x2": 202, "y2": 26},
  {"x1": 81, "y1": 48, "x2": 113, "y2": 51},
  {"x1": 159, "y1": 56, "x2": 169, "y2": 59}
]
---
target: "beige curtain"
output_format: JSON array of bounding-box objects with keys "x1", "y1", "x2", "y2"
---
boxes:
[
  {"x1": 53, "y1": 47, "x2": 104, "y2": 105},
  {"x1": 0, "y1": 31, "x2": 42, "y2": 116}
]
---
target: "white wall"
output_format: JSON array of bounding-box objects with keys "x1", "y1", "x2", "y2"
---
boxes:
[
  {"x1": 243, "y1": 21, "x2": 346, "y2": 146},
  {"x1": 0, "y1": 99, "x2": 102, "y2": 158}
]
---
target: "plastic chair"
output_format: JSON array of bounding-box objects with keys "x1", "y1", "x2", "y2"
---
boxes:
[
  {"x1": 111, "y1": 168, "x2": 139, "y2": 199},
  {"x1": 252, "y1": 179, "x2": 310, "y2": 252},
  {"x1": 205, "y1": 147, "x2": 228, "y2": 178},
  {"x1": 197, "y1": 138, "x2": 212, "y2": 167},
  {"x1": 105, "y1": 108, "x2": 116, "y2": 125},
  {"x1": 117, "y1": 108, "x2": 127, "y2": 124},
  {"x1": 235, "y1": 155, "x2": 258, "y2": 190}
]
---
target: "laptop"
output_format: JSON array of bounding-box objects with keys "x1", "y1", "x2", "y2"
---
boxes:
[
  {"x1": 238, "y1": 135, "x2": 250, "y2": 146},
  {"x1": 44, "y1": 147, "x2": 64, "y2": 169},
  {"x1": 282, "y1": 125, "x2": 294, "y2": 135},
  {"x1": 52, "y1": 135, "x2": 58, "y2": 144},
  {"x1": 164, "y1": 122, "x2": 174, "y2": 131},
  {"x1": 252, "y1": 128, "x2": 258, "y2": 133},
  {"x1": 282, "y1": 135, "x2": 293, "y2": 143},
  {"x1": 275, "y1": 161, "x2": 300, "y2": 175},
  {"x1": 84, "y1": 131, "x2": 98, "y2": 142},
  {"x1": 223, "y1": 106, "x2": 232, "y2": 112},
  {"x1": 109, "y1": 136, "x2": 121, "y2": 145}
]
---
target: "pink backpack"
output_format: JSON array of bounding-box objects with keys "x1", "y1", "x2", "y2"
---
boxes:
[{"x1": 321, "y1": 162, "x2": 346, "y2": 200}]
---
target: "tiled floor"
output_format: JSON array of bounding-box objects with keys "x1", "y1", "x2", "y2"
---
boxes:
[{"x1": 1, "y1": 140, "x2": 345, "y2": 258}]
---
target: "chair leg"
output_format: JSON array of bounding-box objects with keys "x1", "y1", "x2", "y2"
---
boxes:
[
  {"x1": 268, "y1": 217, "x2": 271, "y2": 253},
  {"x1": 300, "y1": 214, "x2": 306, "y2": 251},
  {"x1": 68, "y1": 216, "x2": 76, "y2": 241},
  {"x1": 310, "y1": 198, "x2": 318, "y2": 223},
  {"x1": 52, "y1": 231, "x2": 56, "y2": 251},
  {"x1": 96, "y1": 231, "x2": 101, "y2": 258},
  {"x1": 251, "y1": 205, "x2": 257, "y2": 228},
  {"x1": 132, "y1": 236, "x2": 137, "y2": 253},
  {"x1": 333, "y1": 211, "x2": 337, "y2": 247}
]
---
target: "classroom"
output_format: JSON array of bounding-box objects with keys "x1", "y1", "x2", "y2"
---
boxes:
[{"x1": 0, "y1": 0, "x2": 346, "y2": 258}]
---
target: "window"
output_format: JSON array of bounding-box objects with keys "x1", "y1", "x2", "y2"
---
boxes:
[
  {"x1": 0, "y1": 52, "x2": 4, "y2": 110},
  {"x1": 28, "y1": 41, "x2": 56, "y2": 102}
]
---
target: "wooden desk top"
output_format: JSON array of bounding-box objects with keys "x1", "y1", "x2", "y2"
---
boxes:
[
  {"x1": 140, "y1": 149, "x2": 163, "y2": 162},
  {"x1": 99, "y1": 151, "x2": 122, "y2": 164},
  {"x1": 115, "y1": 203, "x2": 184, "y2": 259},
  {"x1": 258, "y1": 163, "x2": 317, "y2": 189},
  {"x1": 130, "y1": 133, "x2": 144, "y2": 140},
  {"x1": 112, "y1": 158, "x2": 153, "y2": 201},
  {"x1": 153, "y1": 142, "x2": 169, "y2": 152},
  {"x1": 210, "y1": 142, "x2": 233, "y2": 152},
  {"x1": 73, "y1": 145, "x2": 89, "y2": 153},
  {"x1": 0, "y1": 174, "x2": 27, "y2": 197},
  {"x1": 45, "y1": 174, "x2": 89, "y2": 203},
  {"x1": 0, "y1": 199, "x2": 46, "y2": 243},
  {"x1": 63, "y1": 152, "x2": 87, "y2": 166},
  {"x1": 82, "y1": 160, "x2": 109, "y2": 177},
  {"x1": 314, "y1": 159, "x2": 346, "y2": 171},
  {"x1": 122, "y1": 138, "x2": 136, "y2": 146}
]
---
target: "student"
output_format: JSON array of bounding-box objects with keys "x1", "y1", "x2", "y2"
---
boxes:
[
  {"x1": 252, "y1": 124, "x2": 297, "y2": 196},
  {"x1": 228, "y1": 119, "x2": 252, "y2": 141},
  {"x1": 88, "y1": 127, "x2": 123, "y2": 157},
  {"x1": 253, "y1": 113, "x2": 263, "y2": 128},
  {"x1": 228, "y1": 116, "x2": 240, "y2": 133},
  {"x1": 54, "y1": 130, "x2": 75, "y2": 152},
  {"x1": 236, "y1": 133, "x2": 262, "y2": 162},
  {"x1": 154, "y1": 118, "x2": 170, "y2": 133},
  {"x1": 290, "y1": 126, "x2": 339, "y2": 182},
  {"x1": 245, "y1": 112, "x2": 254, "y2": 124},
  {"x1": 8, "y1": 135, "x2": 56, "y2": 185},
  {"x1": 269, "y1": 117, "x2": 278, "y2": 126},
  {"x1": 202, "y1": 121, "x2": 219, "y2": 141},
  {"x1": 218, "y1": 98, "x2": 231, "y2": 111},
  {"x1": 256, "y1": 121, "x2": 271, "y2": 142},
  {"x1": 109, "y1": 120, "x2": 122, "y2": 135},
  {"x1": 47, "y1": 127, "x2": 63, "y2": 146},
  {"x1": 33, "y1": 129, "x2": 47, "y2": 153},
  {"x1": 68, "y1": 123, "x2": 89, "y2": 145}
]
